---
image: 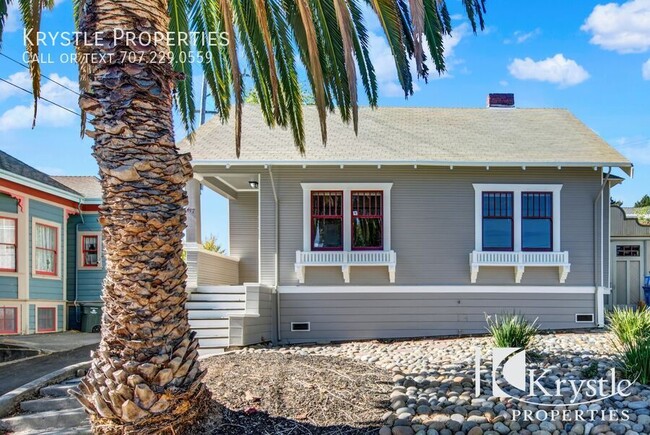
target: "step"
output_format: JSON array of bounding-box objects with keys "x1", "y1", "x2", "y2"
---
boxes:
[
  {"x1": 186, "y1": 301, "x2": 245, "y2": 310},
  {"x1": 189, "y1": 293, "x2": 246, "y2": 302},
  {"x1": 188, "y1": 319, "x2": 229, "y2": 329},
  {"x1": 188, "y1": 309, "x2": 245, "y2": 320},
  {"x1": 21, "y1": 396, "x2": 81, "y2": 413},
  {"x1": 194, "y1": 286, "x2": 245, "y2": 294},
  {"x1": 0, "y1": 409, "x2": 87, "y2": 432},
  {"x1": 198, "y1": 337, "x2": 229, "y2": 348},
  {"x1": 40, "y1": 384, "x2": 78, "y2": 398},
  {"x1": 193, "y1": 328, "x2": 229, "y2": 338},
  {"x1": 198, "y1": 347, "x2": 226, "y2": 357}
]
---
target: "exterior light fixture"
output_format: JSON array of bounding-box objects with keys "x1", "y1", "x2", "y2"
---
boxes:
[{"x1": 249, "y1": 180, "x2": 259, "y2": 189}]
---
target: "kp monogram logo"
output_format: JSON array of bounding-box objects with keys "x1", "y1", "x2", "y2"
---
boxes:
[{"x1": 491, "y1": 347, "x2": 527, "y2": 398}]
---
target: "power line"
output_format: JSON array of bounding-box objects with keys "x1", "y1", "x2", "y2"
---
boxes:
[
  {"x1": 0, "y1": 52, "x2": 81, "y2": 96},
  {"x1": 0, "y1": 77, "x2": 81, "y2": 117}
]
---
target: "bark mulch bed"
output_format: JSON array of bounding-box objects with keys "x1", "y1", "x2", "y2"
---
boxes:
[{"x1": 193, "y1": 352, "x2": 392, "y2": 434}]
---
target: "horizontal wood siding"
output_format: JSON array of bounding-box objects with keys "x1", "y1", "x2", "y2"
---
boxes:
[
  {"x1": 28, "y1": 304, "x2": 35, "y2": 333},
  {"x1": 57, "y1": 304, "x2": 64, "y2": 330},
  {"x1": 29, "y1": 199, "x2": 64, "y2": 301},
  {"x1": 611, "y1": 206, "x2": 650, "y2": 238},
  {"x1": 229, "y1": 192, "x2": 259, "y2": 283},
  {"x1": 280, "y1": 292, "x2": 595, "y2": 343},
  {"x1": 197, "y1": 251, "x2": 240, "y2": 285},
  {"x1": 0, "y1": 193, "x2": 18, "y2": 213},
  {"x1": 261, "y1": 166, "x2": 602, "y2": 286},
  {"x1": 0, "y1": 277, "x2": 18, "y2": 299},
  {"x1": 66, "y1": 214, "x2": 105, "y2": 302},
  {"x1": 241, "y1": 286, "x2": 275, "y2": 345},
  {"x1": 259, "y1": 172, "x2": 275, "y2": 286}
]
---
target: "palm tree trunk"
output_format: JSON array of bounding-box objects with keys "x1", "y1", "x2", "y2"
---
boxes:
[{"x1": 72, "y1": 0, "x2": 210, "y2": 433}]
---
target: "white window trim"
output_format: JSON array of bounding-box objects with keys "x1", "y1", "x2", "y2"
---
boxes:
[
  {"x1": 301, "y1": 182, "x2": 393, "y2": 252},
  {"x1": 77, "y1": 231, "x2": 103, "y2": 270},
  {"x1": 473, "y1": 184, "x2": 562, "y2": 252},
  {"x1": 31, "y1": 217, "x2": 62, "y2": 280},
  {"x1": 0, "y1": 211, "x2": 19, "y2": 276},
  {"x1": 471, "y1": 184, "x2": 569, "y2": 284}
]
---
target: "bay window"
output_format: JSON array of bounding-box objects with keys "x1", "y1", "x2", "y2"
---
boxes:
[
  {"x1": 352, "y1": 191, "x2": 383, "y2": 250},
  {"x1": 0, "y1": 217, "x2": 17, "y2": 272},
  {"x1": 311, "y1": 191, "x2": 343, "y2": 250}
]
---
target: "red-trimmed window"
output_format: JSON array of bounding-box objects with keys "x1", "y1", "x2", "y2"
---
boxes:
[
  {"x1": 351, "y1": 191, "x2": 383, "y2": 250},
  {"x1": 482, "y1": 192, "x2": 514, "y2": 251},
  {"x1": 37, "y1": 307, "x2": 55, "y2": 332},
  {"x1": 522, "y1": 192, "x2": 553, "y2": 251},
  {"x1": 311, "y1": 191, "x2": 343, "y2": 250},
  {"x1": 35, "y1": 223, "x2": 57, "y2": 276},
  {"x1": 82, "y1": 235, "x2": 99, "y2": 267},
  {"x1": 0, "y1": 217, "x2": 17, "y2": 272},
  {"x1": 0, "y1": 307, "x2": 17, "y2": 334}
]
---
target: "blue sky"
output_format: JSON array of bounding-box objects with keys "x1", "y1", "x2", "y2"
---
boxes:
[{"x1": 1, "y1": 0, "x2": 649, "y2": 251}]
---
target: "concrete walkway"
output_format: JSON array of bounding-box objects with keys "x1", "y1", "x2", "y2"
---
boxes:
[{"x1": 0, "y1": 333, "x2": 99, "y2": 396}]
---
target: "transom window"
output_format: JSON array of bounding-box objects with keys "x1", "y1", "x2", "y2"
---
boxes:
[
  {"x1": 352, "y1": 191, "x2": 383, "y2": 250},
  {"x1": 482, "y1": 192, "x2": 514, "y2": 251},
  {"x1": 522, "y1": 192, "x2": 553, "y2": 251},
  {"x1": 0, "y1": 217, "x2": 17, "y2": 272},
  {"x1": 0, "y1": 307, "x2": 17, "y2": 334},
  {"x1": 82, "y1": 235, "x2": 99, "y2": 267},
  {"x1": 37, "y1": 307, "x2": 55, "y2": 332},
  {"x1": 311, "y1": 191, "x2": 343, "y2": 250},
  {"x1": 34, "y1": 223, "x2": 57, "y2": 276},
  {"x1": 616, "y1": 245, "x2": 640, "y2": 257}
]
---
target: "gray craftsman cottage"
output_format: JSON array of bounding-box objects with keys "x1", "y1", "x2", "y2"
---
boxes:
[{"x1": 178, "y1": 95, "x2": 632, "y2": 356}]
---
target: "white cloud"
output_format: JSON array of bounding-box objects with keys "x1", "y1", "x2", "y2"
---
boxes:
[
  {"x1": 499, "y1": 80, "x2": 509, "y2": 87},
  {"x1": 643, "y1": 59, "x2": 650, "y2": 80},
  {"x1": 0, "y1": 72, "x2": 79, "y2": 131},
  {"x1": 368, "y1": 23, "x2": 469, "y2": 97},
  {"x1": 581, "y1": 0, "x2": 650, "y2": 53},
  {"x1": 504, "y1": 28, "x2": 541, "y2": 44},
  {"x1": 508, "y1": 54, "x2": 590, "y2": 88},
  {"x1": 614, "y1": 137, "x2": 650, "y2": 164}
]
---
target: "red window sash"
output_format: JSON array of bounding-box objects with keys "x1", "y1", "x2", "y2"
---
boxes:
[
  {"x1": 35, "y1": 224, "x2": 58, "y2": 276},
  {"x1": 482, "y1": 192, "x2": 514, "y2": 252},
  {"x1": 0, "y1": 307, "x2": 18, "y2": 334},
  {"x1": 351, "y1": 191, "x2": 384, "y2": 251},
  {"x1": 0, "y1": 217, "x2": 17, "y2": 272},
  {"x1": 311, "y1": 191, "x2": 343, "y2": 251},
  {"x1": 82, "y1": 235, "x2": 99, "y2": 267},
  {"x1": 37, "y1": 307, "x2": 56, "y2": 332},
  {"x1": 521, "y1": 192, "x2": 553, "y2": 252}
]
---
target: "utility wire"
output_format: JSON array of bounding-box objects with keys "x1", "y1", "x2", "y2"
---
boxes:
[
  {"x1": 0, "y1": 52, "x2": 81, "y2": 96},
  {"x1": 0, "y1": 77, "x2": 81, "y2": 117}
]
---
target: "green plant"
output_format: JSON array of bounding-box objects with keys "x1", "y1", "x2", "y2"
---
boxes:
[
  {"x1": 485, "y1": 312, "x2": 540, "y2": 349},
  {"x1": 582, "y1": 361, "x2": 599, "y2": 378},
  {"x1": 202, "y1": 234, "x2": 226, "y2": 254},
  {"x1": 607, "y1": 307, "x2": 650, "y2": 384}
]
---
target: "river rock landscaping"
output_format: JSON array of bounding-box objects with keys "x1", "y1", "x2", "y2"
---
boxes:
[{"x1": 230, "y1": 330, "x2": 650, "y2": 435}]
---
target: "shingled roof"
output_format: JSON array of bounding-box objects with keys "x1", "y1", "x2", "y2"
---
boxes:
[
  {"x1": 0, "y1": 149, "x2": 81, "y2": 195},
  {"x1": 51, "y1": 176, "x2": 102, "y2": 200},
  {"x1": 178, "y1": 106, "x2": 632, "y2": 173}
]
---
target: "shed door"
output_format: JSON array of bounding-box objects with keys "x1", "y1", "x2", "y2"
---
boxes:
[{"x1": 613, "y1": 244, "x2": 643, "y2": 306}]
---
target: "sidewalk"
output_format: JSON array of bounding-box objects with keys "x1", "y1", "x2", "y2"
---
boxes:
[{"x1": 0, "y1": 332, "x2": 100, "y2": 396}]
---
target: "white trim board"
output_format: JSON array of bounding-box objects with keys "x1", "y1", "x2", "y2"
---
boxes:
[{"x1": 278, "y1": 285, "x2": 597, "y2": 294}]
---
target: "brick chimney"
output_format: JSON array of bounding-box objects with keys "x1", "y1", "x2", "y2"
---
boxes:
[{"x1": 487, "y1": 93, "x2": 515, "y2": 108}]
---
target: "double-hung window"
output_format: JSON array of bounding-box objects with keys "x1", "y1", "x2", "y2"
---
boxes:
[
  {"x1": 0, "y1": 307, "x2": 17, "y2": 334},
  {"x1": 79, "y1": 232, "x2": 102, "y2": 269},
  {"x1": 0, "y1": 217, "x2": 17, "y2": 272},
  {"x1": 37, "y1": 307, "x2": 55, "y2": 332},
  {"x1": 352, "y1": 191, "x2": 383, "y2": 250},
  {"x1": 482, "y1": 192, "x2": 514, "y2": 251},
  {"x1": 521, "y1": 192, "x2": 553, "y2": 251},
  {"x1": 34, "y1": 222, "x2": 58, "y2": 276},
  {"x1": 311, "y1": 191, "x2": 343, "y2": 250}
]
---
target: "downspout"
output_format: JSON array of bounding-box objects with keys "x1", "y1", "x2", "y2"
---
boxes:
[
  {"x1": 268, "y1": 166, "x2": 281, "y2": 343},
  {"x1": 594, "y1": 167, "x2": 611, "y2": 327},
  {"x1": 74, "y1": 201, "x2": 85, "y2": 326}
]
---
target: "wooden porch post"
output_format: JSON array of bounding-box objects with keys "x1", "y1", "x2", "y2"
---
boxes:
[{"x1": 185, "y1": 178, "x2": 202, "y2": 289}]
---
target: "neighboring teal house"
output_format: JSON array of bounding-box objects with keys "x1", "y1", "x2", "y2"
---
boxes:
[{"x1": 0, "y1": 150, "x2": 104, "y2": 335}]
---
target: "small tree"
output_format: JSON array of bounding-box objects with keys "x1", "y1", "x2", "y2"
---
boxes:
[
  {"x1": 202, "y1": 234, "x2": 225, "y2": 254},
  {"x1": 634, "y1": 195, "x2": 650, "y2": 208}
]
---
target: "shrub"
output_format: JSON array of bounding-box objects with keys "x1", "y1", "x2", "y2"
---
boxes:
[
  {"x1": 581, "y1": 361, "x2": 599, "y2": 378},
  {"x1": 607, "y1": 307, "x2": 650, "y2": 384},
  {"x1": 485, "y1": 312, "x2": 540, "y2": 349}
]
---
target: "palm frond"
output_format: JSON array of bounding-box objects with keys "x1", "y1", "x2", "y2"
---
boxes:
[
  {"x1": 347, "y1": 0, "x2": 377, "y2": 107},
  {"x1": 253, "y1": 0, "x2": 281, "y2": 121},
  {"x1": 333, "y1": 0, "x2": 358, "y2": 133},
  {"x1": 18, "y1": 0, "x2": 43, "y2": 126},
  {"x1": 169, "y1": 0, "x2": 195, "y2": 135},
  {"x1": 0, "y1": 0, "x2": 10, "y2": 47},
  {"x1": 219, "y1": 0, "x2": 243, "y2": 157}
]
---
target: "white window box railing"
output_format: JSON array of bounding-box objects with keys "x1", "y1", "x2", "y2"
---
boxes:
[
  {"x1": 295, "y1": 250, "x2": 397, "y2": 284},
  {"x1": 470, "y1": 251, "x2": 570, "y2": 284}
]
